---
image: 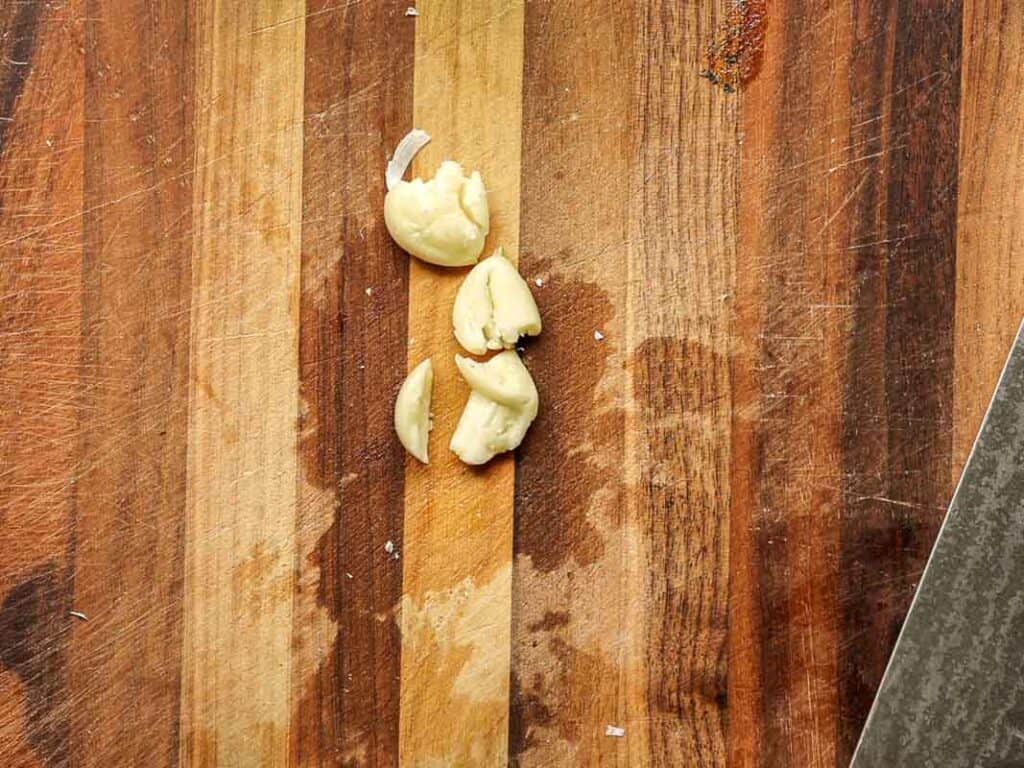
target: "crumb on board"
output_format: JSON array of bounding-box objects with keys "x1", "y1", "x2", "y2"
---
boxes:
[
  {"x1": 605, "y1": 725, "x2": 625, "y2": 738},
  {"x1": 365, "y1": 286, "x2": 373, "y2": 296},
  {"x1": 345, "y1": 572, "x2": 354, "y2": 579},
  {"x1": 384, "y1": 540, "x2": 399, "y2": 560},
  {"x1": 593, "y1": 330, "x2": 605, "y2": 341},
  {"x1": 534, "y1": 277, "x2": 544, "y2": 287},
  {"x1": 405, "y1": 6, "x2": 419, "y2": 16},
  {"x1": 69, "y1": 610, "x2": 88, "y2": 621}
]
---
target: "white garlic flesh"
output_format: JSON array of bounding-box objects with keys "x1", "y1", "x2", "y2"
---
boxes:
[
  {"x1": 450, "y1": 351, "x2": 538, "y2": 465},
  {"x1": 394, "y1": 358, "x2": 434, "y2": 463},
  {"x1": 384, "y1": 160, "x2": 489, "y2": 267},
  {"x1": 452, "y1": 248, "x2": 542, "y2": 355}
]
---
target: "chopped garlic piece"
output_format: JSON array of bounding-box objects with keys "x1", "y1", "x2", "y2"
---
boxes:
[
  {"x1": 452, "y1": 248, "x2": 541, "y2": 354},
  {"x1": 394, "y1": 358, "x2": 433, "y2": 463},
  {"x1": 384, "y1": 160, "x2": 489, "y2": 267},
  {"x1": 450, "y1": 351, "x2": 538, "y2": 465}
]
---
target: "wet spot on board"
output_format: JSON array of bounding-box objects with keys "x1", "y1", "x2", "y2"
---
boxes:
[
  {"x1": 630, "y1": 336, "x2": 731, "y2": 740},
  {"x1": 310, "y1": 518, "x2": 341, "y2": 623},
  {"x1": 298, "y1": 477, "x2": 402, "y2": 766},
  {"x1": 510, "y1": 626, "x2": 630, "y2": 764},
  {"x1": 515, "y1": 258, "x2": 621, "y2": 573},
  {"x1": 701, "y1": 0, "x2": 768, "y2": 93},
  {"x1": 398, "y1": 567, "x2": 514, "y2": 764},
  {"x1": 527, "y1": 610, "x2": 569, "y2": 633},
  {"x1": 231, "y1": 542, "x2": 292, "y2": 619},
  {"x1": 631, "y1": 335, "x2": 732, "y2": 448},
  {"x1": 0, "y1": 562, "x2": 71, "y2": 765}
]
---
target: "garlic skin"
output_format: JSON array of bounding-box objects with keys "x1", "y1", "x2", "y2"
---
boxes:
[
  {"x1": 385, "y1": 129, "x2": 431, "y2": 191},
  {"x1": 394, "y1": 358, "x2": 434, "y2": 463},
  {"x1": 450, "y1": 351, "x2": 538, "y2": 465},
  {"x1": 452, "y1": 248, "x2": 542, "y2": 355},
  {"x1": 384, "y1": 160, "x2": 489, "y2": 267}
]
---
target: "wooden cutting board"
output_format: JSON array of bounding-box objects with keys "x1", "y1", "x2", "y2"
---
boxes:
[{"x1": 1, "y1": 0, "x2": 1022, "y2": 765}]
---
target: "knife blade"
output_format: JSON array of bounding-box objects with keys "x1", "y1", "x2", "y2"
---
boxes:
[{"x1": 851, "y1": 319, "x2": 1024, "y2": 767}]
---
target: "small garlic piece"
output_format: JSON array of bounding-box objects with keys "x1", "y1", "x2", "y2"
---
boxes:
[
  {"x1": 384, "y1": 160, "x2": 489, "y2": 267},
  {"x1": 452, "y1": 248, "x2": 542, "y2": 355},
  {"x1": 394, "y1": 358, "x2": 433, "y2": 463},
  {"x1": 450, "y1": 351, "x2": 538, "y2": 465}
]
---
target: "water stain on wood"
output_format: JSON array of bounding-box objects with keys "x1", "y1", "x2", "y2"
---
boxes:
[
  {"x1": 0, "y1": 0, "x2": 45, "y2": 154},
  {"x1": 515, "y1": 260, "x2": 620, "y2": 573},
  {"x1": 511, "y1": 257, "x2": 628, "y2": 763},
  {"x1": 631, "y1": 335, "x2": 731, "y2": 762},
  {"x1": 0, "y1": 563, "x2": 70, "y2": 765}
]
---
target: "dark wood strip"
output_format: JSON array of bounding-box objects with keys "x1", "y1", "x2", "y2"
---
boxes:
[
  {"x1": 292, "y1": 2, "x2": 413, "y2": 765},
  {"x1": 512, "y1": 0, "x2": 636, "y2": 763},
  {"x1": 732, "y1": 0, "x2": 852, "y2": 764},
  {"x1": 0, "y1": 0, "x2": 45, "y2": 155},
  {"x1": 66, "y1": 0, "x2": 193, "y2": 763},
  {"x1": 838, "y1": 0, "x2": 962, "y2": 760},
  {"x1": 0, "y1": 2, "x2": 84, "y2": 765},
  {"x1": 732, "y1": 0, "x2": 963, "y2": 765}
]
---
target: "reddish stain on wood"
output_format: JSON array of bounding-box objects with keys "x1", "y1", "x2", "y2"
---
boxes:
[
  {"x1": 66, "y1": 0, "x2": 194, "y2": 762},
  {"x1": 702, "y1": 0, "x2": 768, "y2": 92}
]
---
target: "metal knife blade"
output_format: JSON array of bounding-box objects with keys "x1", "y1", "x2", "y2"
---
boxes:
[{"x1": 851, "y1": 319, "x2": 1024, "y2": 767}]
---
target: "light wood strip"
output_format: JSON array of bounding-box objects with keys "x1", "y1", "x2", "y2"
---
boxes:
[
  {"x1": 399, "y1": 1, "x2": 525, "y2": 765},
  {"x1": 954, "y1": 0, "x2": 1024, "y2": 474},
  {"x1": 625, "y1": 2, "x2": 736, "y2": 763},
  {"x1": 181, "y1": 0, "x2": 304, "y2": 764}
]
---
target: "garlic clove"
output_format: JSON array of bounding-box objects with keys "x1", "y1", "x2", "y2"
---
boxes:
[
  {"x1": 450, "y1": 351, "x2": 538, "y2": 465},
  {"x1": 394, "y1": 358, "x2": 434, "y2": 463},
  {"x1": 384, "y1": 160, "x2": 488, "y2": 267},
  {"x1": 452, "y1": 248, "x2": 541, "y2": 355}
]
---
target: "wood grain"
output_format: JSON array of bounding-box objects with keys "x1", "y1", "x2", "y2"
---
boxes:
[
  {"x1": 0, "y1": 2, "x2": 83, "y2": 765},
  {"x1": 67, "y1": 0, "x2": 194, "y2": 764},
  {"x1": 731, "y1": 4, "x2": 848, "y2": 762},
  {"x1": 293, "y1": 2, "x2": 413, "y2": 766},
  {"x1": 837, "y1": 2, "x2": 961, "y2": 761},
  {"x1": 0, "y1": 0, "x2": 1016, "y2": 765},
  {"x1": 732, "y1": 1, "x2": 962, "y2": 765},
  {"x1": 511, "y1": 1, "x2": 636, "y2": 763},
  {"x1": 513, "y1": 1, "x2": 736, "y2": 765},
  {"x1": 398, "y1": 2, "x2": 525, "y2": 765},
  {"x1": 629, "y1": 1, "x2": 737, "y2": 763},
  {"x1": 181, "y1": 0, "x2": 304, "y2": 764},
  {"x1": 955, "y1": 0, "x2": 1024, "y2": 472}
]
